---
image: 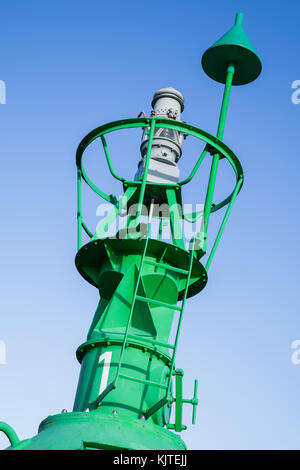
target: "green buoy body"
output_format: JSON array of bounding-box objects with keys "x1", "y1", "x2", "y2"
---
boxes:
[{"x1": 1, "y1": 13, "x2": 261, "y2": 450}]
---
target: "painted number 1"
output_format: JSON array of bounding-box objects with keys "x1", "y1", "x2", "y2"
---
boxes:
[{"x1": 98, "y1": 351, "x2": 112, "y2": 395}]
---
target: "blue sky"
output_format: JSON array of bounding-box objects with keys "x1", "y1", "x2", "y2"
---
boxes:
[{"x1": 0, "y1": 0, "x2": 300, "y2": 450}]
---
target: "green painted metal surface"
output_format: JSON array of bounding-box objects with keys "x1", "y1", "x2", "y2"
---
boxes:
[
  {"x1": 1, "y1": 12, "x2": 261, "y2": 450},
  {"x1": 202, "y1": 13, "x2": 262, "y2": 85},
  {"x1": 7, "y1": 413, "x2": 186, "y2": 450}
]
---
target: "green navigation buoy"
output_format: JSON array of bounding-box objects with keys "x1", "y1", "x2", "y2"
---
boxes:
[{"x1": 0, "y1": 13, "x2": 261, "y2": 450}]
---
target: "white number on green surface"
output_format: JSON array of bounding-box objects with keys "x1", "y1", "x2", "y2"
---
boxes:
[{"x1": 98, "y1": 351, "x2": 112, "y2": 394}]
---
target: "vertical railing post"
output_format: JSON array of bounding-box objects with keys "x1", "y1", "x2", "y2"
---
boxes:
[
  {"x1": 194, "y1": 63, "x2": 235, "y2": 256},
  {"x1": 77, "y1": 169, "x2": 82, "y2": 250},
  {"x1": 205, "y1": 177, "x2": 243, "y2": 270},
  {"x1": 135, "y1": 118, "x2": 156, "y2": 227}
]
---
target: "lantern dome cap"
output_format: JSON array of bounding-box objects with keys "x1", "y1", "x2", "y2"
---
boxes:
[{"x1": 152, "y1": 87, "x2": 184, "y2": 111}]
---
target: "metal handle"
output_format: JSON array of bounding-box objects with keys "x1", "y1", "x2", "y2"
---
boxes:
[
  {"x1": 192, "y1": 379, "x2": 199, "y2": 424},
  {"x1": 0, "y1": 422, "x2": 20, "y2": 447}
]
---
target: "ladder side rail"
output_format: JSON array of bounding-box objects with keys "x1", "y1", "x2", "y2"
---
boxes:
[{"x1": 144, "y1": 251, "x2": 194, "y2": 419}]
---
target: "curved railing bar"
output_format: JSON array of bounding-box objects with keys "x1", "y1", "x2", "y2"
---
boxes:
[
  {"x1": 76, "y1": 118, "x2": 244, "y2": 256},
  {"x1": 179, "y1": 147, "x2": 208, "y2": 186},
  {"x1": 80, "y1": 165, "x2": 117, "y2": 204},
  {"x1": 81, "y1": 220, "x2": 93, "y2": 239},
  {"x1": 205, "y1": 177, "x2": 243, "y2": 270},
  {"x1": 0, "y1": 422, "x2": 20, "y2": 448},
  {"x1": 183, "y1": 209, "x2": 204, "y2": 223},
  {"x1": 76, "y1": 118, "x2": 243, "y2": 215},
  {"x1": 76, "y1": 118, "x2": 243, "y2": 177},
  {"x1": 100, "y1": 135, "x2": 126, "y2": 183}
]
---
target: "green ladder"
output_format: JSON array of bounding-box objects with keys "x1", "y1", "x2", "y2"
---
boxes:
[{"x1": 95, "y1": 229, "x2": 197, "y2": 429}]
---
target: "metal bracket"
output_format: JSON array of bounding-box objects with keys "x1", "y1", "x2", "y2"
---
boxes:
[{"x1": 166, "y1": 369, "x2": 199, "y2": 432}]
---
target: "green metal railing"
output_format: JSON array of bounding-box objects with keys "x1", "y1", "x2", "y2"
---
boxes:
[
  {"x1": 76, "y1": 117, "x2": 243, "y2": 270},
  {"x1": 0, "y1": 422, "x2": 20, "y2": 447}
]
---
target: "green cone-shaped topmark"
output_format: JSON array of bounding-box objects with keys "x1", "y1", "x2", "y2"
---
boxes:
[{"x1": 202, "y1": 12, "x2": 262, "y2": 85}]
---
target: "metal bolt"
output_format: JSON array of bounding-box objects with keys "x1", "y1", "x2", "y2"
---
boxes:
[
  {"x1": 112, "y1": 410, "x2": 118, "y2": 415},
  {"x1": 84, "y1": 408, "x2": 90, "y2": 412},
  {"x1": 61, "y1": 409, "x2": 67, "y2": 413},
  {"x1": 140, "y1": 415, "x2": 146, "y2": 420}
]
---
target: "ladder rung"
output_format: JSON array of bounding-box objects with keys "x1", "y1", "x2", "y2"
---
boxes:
[
  {"x1": 95, "y1": 382, "x2": 116, "y2": 405},
  {"x1": 119, "y1": 373, "x2": 167, "y2": 389},
  {"x1": 127, "y1": 333, "x2": 175, "y2": 350},
  {"x1": 144, "y1": 259, "x2": 189, "y2": 275},
  {"x1": 144, "y1": 397, "x2": 169, "y2": 419},
  {"x1": 135, "y1": 295, "x2": 182, "y2": 311}
]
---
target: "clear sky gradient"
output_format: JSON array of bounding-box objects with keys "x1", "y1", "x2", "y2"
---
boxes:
[{"x1": 0, "y1": 0, "x2": 300, "y2": 450}]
